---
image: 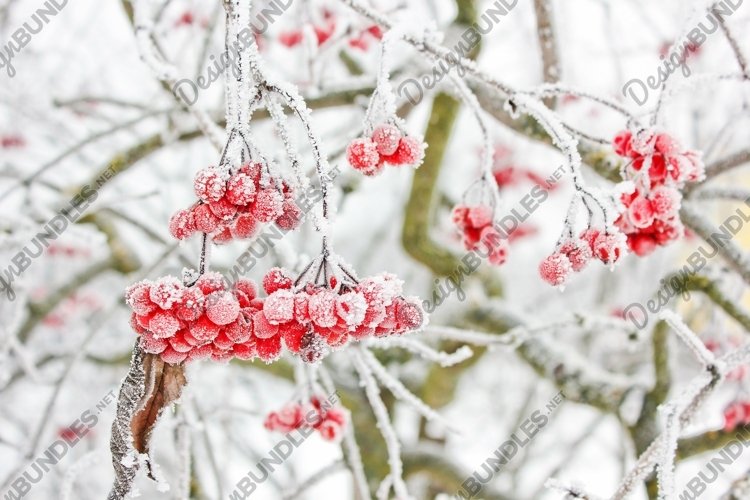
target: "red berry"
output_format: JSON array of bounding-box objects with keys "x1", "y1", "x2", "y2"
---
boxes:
[
  {"x1": 209, "y1": 198, "x2": 238, "y2": 221},
  {"x1": 336, "y1": 292, "x2": 367, "y2": 328},
  {"x1": 212, "y1": 225, "x2": 233, "y2": 244},
  {"x1": 559, "y1": 240, "x2": 592, "y2": 272},
  {"x1": 276, "y1": 199, "x2": 303, "y2": 230},
  {"x1": 371, "y1": 124, "x2": 401, "y2": 156},
  {"x1": 251, "y1": 188, "x2": 284, "y2": 222},
  {"x1": 226, "y1": 173, "x2": 256, "y2": 206},
  {"x1": 395, "y1": 298, "x2": 424, "y2": 331},
  {"x1": 125, "y1": 281, "x2": 156, "y2": 316},
  {"x1": 149, "y1": 277, "x2": 184, "y2": 310},
  {"x1": 194, "y1": 167, "x2": 226, "y2": 203},
  {"x1": 189, "y1": 315, "x2": 221, "y2": 344},
  {"x1": 226, "y1": 315, "x2": 253, "y2": 343},
  {"x1": 627, "y1": 196, "x2": 655, "y2": 229},
  {"x1": 205, "y1": 292, "x2": 240, "y2": 325},
  {"x1": 232, "y1": 213, "x2": 258, "y2": 239},
  {"x1": 148, "y1": 311, "x2": 181, "y2": 338},
  {"x1": 309, "y1": 290, "x2": 338, "y2": 328},
  {"x1": 140, "y1": 334, "x2": 168, "y2": 354},
  {"x1": 264, "y1": 290, "x2": 295, "y2": 325},
  {"x1": 235, "y1": 279, "x2": 259, "y2": 301},
  {"x1": 385, "y1": 136, "x2": 425, "y2": 166},
  {"x1": 262, "y1": 267, "x2": 293, "y2": 294},
  {"x1": 281, "y1": 321, "x2": 307, "y2": 352},
  {"x1": 161, "y1": 347, "x2": 188, "y2": 364},
  {"x1": 255, "y1": 333, "x2": 282, "y2": 362},
  {"x1": 169, "y1": 209, "x2": 196, "y2": 240},
  {"x1": 253, "y1": 311, "x2": 279, "y2": 339},
  {"x1": 593, "y1": 233, "x2": 627, "y2": 265},
  {"x1": 176, "y1": 287, "x2": 205, "y2": 321},
  {"x1": 196, "y1": 272, "x2": 226, "y2": 295},
  {"x1": 539, "y1": 253, "x2": 572, "y2": 286},
  {"x1": 346, "y1": 138, "x2": 380, "y2": 172},
  {"x1": 192, "y1": 204, "x2": 221, "y2": 233}
]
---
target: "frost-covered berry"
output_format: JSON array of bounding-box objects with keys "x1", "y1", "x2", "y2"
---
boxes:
[
  {"x1": 559, "y1": 239, "x2": 592, "y2": 272},
  {"x1": 232, "y1": 342, "x2": 256, "y2": 360},
  {"x1": 371, "y1": 124, "x2": 401, "y2": 156},
  {"x1": 253, "y1": 311, "x2": 279, "y2": 339},
  {"x1": 141, "y1": 333, "x2": 168, "y2": 354},
  {"x1": 386, "y1": 136, "x2": 425, "y2": 166},
  {"x1": 336, "y1": 292, "x2": 367, "y2": 328},
  {"x1": 195, "y1": 272, "x2": 225, "y2": 295},
  {"x1": 148, "y1": 311, "x2": 181, "y2": 338},
  {"x1": 125, "y1": 281, "x2": 156, "y2": 316},
  {"x1": 579, "y1": 228, "x2": 601, "y2": 252},
  {"x1": 194, "y1": 167, "x2": 226, "y2": 203},
  {"x1": 205, "y1": 292, "x2": 240, "y2": 325},
  {"x1": 235, "y1": 279, "x2": 259, "y2": 301},
  {"x1": 255, "y1": 334, "x2": 282, "y2": 362},
  {"x1": 209, "y1": 198, "x2": 238, "y2": 221},
  {"x1": 281, "y1": 321, "x2": 307, "y2": 352},
  {"x1": 226, "y1": 173, "x2": 256, "y2": 206},
  {"x1": 175, "y1": 287, "x2": 204, "y2": 321},
  {"x1": 628, "y1": 233, "x2": 657, "y2": 256},
  {"x1": 189, "y1": 315, "x2": 221, "y2": 343},
  {"x1": 192, "y1": 204, "x2": 221, "y2": 233},
  {"x1": 468, "y1": 205, "x2": 493, "y2": 228},
  {"x1": 276, "y1": 200, "x2": 302, "y2": 230},
  {"x1": 169, "y1": 209, "x2": 196, "y2": 240},
  {"x1": 539, "y1": 253, "x2": 572, "y2": 286},
  {"x1": 263, "y1": 267, "x2": 293, "y2": 294},
  {"x1": 628, "y1": 196, "x2": 655, "y2": 228},
  {"x1": 161, "y1": 347, "x2": 188, "y2": 364},
  {"x1": 346, "y1": 138, "x2": 380, "y2": 172},
  {"x1": 593, "y1": 232, "x2": 627, "y2": 265},
  {"x1": 251, "y1": 188, "x2": 284, "y2": 222},
  {"x1": 225, "y1": 315, "x2": 253, "y2": 343},
  {"x1": 169, "y1": 333, "x2": 193, "y2": 353},
  {"x1": 308, "y1": 290, "x2": 338, "y2": 328},
  {"x1": 264, "y1": 403, "x2": 304, "y2": 433},
  {"x1": 149, "y1": 277, "x2": 184, "y2": 310},
  {"x1": 650, "y1": 186, "x2": 680, "y2": 219},
  {"x1": 211, "y1": 226, "x2": 233, "y2": 244},
  {"x1": 264, "y1": 290, "x2": 295, "y2": 325},
  {"x1": 232, "y1": 213, "x2": 258, "y2": 239},
  {"x1": 612, "y1": 130, "x2": 634, "y2": 157},
  {"x1": 395, "y1": 298, "x2": 424, "y2": 331}
]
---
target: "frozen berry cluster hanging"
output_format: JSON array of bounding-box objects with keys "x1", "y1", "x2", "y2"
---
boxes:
[
  {"x1": 262, "y1": 261, "x2": 426, "y2": 363},
  {"x1": 125, "y1": 273, "x2": 281, "y2": 364},
  {"x1": 346, "y1": 123, "x2": 426, "y2": 176},
  {"x1": 168, "y1": 162, "x2": 301, "y2": 244},
  {"x1": 612, "y1": 129, "x2": 704, "y2": 256},
  {"x1": 264, "y1": 396, "x2": 347, "y2": 441},
  {"x1": 539, "y1": 228, "x2": 627, "y2": 287},
  {"x1": 451, "y1": 204, "x2": 508, "y2": 266}
]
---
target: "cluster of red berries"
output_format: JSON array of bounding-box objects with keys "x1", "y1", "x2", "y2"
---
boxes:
[
  {"x1": 262, "y1": 268, "x2": 426, "y2": 363},
  {"x1": 451, "y1": 204, "x2": 508, "y2": 266},
  {"x1": 723, "y1": 401, "x2": 750, "y2": 431},
  {"x1": 264, "y1": 396, "x2": 347, "y2": 441},
  {"x1": 613, "y1": 130, "x2": 704, "y2": 256},
  {"x1": 279, "y1": 8, "x2": 335, "y2": 48},
  {"x1": 126, "y1": 273, "x2": 269, "y2": 364},
  {"x1": 348, "y1": 25, "x2": 383, "y2": 51},
  {"x1": 126, "y1": 265, "x2": 425, "y2": 364},
  {"x1": 168, "y1": 162, "x2": 301, "y2": 244},
  {"x1": 539, "y1": 228, "x2": 627, "y2": 287},
  {"x1": 346, "y1": 124, "x2": 425, "y2": 176}
]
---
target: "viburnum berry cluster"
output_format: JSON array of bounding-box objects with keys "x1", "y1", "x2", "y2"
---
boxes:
[
  {"x1": 451, "y1": 203, "x2": 508, "y2": 266},
  {"x1": 168, "y1": 162, "x2": 301, "y2": 244},
  {"x1": 264, "y1": 396, "x2": 347, "y2": 441},
  {"x1": 612, "y1": 129, "x2": 705, "y2": 256},
  {"x1": 125, "y1": 260, "x2": 426, "y2": 365},
  {"x1": 723, "y1": 400, "x2": 750, "y2": 431},
  {"x1": 539, "y1": 228, "x2": 627, "y2": 287},
  {"x1": 346, "y1": 123, "x2": 426, "y2": 176},
  {"x1": 125, "y1": 273, "x2": 271, "y2": 364},
  {"x1": 262, "y1": 258, "x2": 426, "y2": 363},
  {"x1": 278, "y1": 7, "x2": 335, "y2": 48}
]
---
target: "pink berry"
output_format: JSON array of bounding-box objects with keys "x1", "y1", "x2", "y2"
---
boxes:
[
  {"x1": 579, "y1": 228, "x2": 601, "y2": 252},
  {"x1": 255, "y1": 333, "x2": 282, "y2": 362},
  {"x1": 148, "y1": 311, "x2": 181, "y2": 338},
  {"x1": 235, "y1": 279, "x2": 259, "y2": 301},
  {"x1": 226, "y1": 316, "x2": 253, "y2": 343},
  {"x1": 170, "y1": 332, "x2": 193, "y2": 353},
  {"x1": 194, "y1": 167, "x2": 226, "y2": 203},
  {"x1": 539, "y1": 253, "x2": 572, "y2": 286},
  {"x1": 612, "y1": 130, "x2": 633, "y2": 157},
  {"x1": 628, "y1": 233, "x2": 658, "y2": 257},
  {"x1": 281, "y1": 321, "x2": 307, "y2": 352},
  {"x1": 149, "y1": 277, "x2": 184, "y2": 310},
  {"x1": 161, "y1": 347, "x2": 188, "y2": 364},
  {"x1": 189, "y1": 315, "x2": 221, "y2": 344},
  {"x1": 371, "y1": 124, "x2": 401, "y2": 156},
  {"x1": 650, "y1": 186, "x2": 680, "y2": 219},
  {"x1": 125, "y1": 281, "x2": 156, "y2": 316},
  {"x1": 386, "y1": 136, "x2": 425, "y2": 166},
  {"x1": 468, "y1": 205, "x2": 493, "y2": 228},
  {"x1": 251, "y1": 188, "x2": 284, "y2": 222},
  {"x1": 176, "y1": 287, "x2": 205, "y2": 321},
  {"x1": 195, "y1": 272, "x2": 225, "y2": 295},
  {"x1": 253, "y1": 311, "x2": 279, "y2": 339},
  {"x1": 336, "y1": 292, "x2": 367, "y2": 328},
  {"x1": 395, "y1": 298, "x2": 424, "y2": 331},
  {"x1": 559, "y1": 240, "x2": 592, "y2": 272},
  {"x1": 628, "y1": 196, "x2": 656, "y2": 229},
  {"x1": 209, "y1": 197, "x2": 238, "y2": 221},
  {"x1": 169, "y1": 209, "x2": 196, "y2": 240},
  {"x1": 262, "y1": 267, "x2": 293, "y2": 294},
  {"x1": 275, "y1": 200, "x2": 303, "y2": 230},
  {"x1": 226, "y1": 173, "x2": 256, "y2": 206},
  {"x1": 140, "y1": 334, "x2": 168, "y2": 354},
  {"x1": 192, "y1": 204, "x2": 221, "y2": 233},
  {"x1": 232, "y1": 213, "x2": 258, "y2": 239},
  {"x1": 211, "y1": 225, "x2": 233, "y2": 244},
  {"x1": 308, "y1": 290, "x2": 338, "y2": 328},
  {"x1": 346, "y1": 138, "x2": 380, "y2": 172},
  {"x1": 205, "y1": 292, "x2": 240, "y2": 325},
  {"x1": 264, "y1": 290, "x2": 295, "y2": 325},
  {"x1": 593, "y1": 233, "x2": 627, "y2": 265}
]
